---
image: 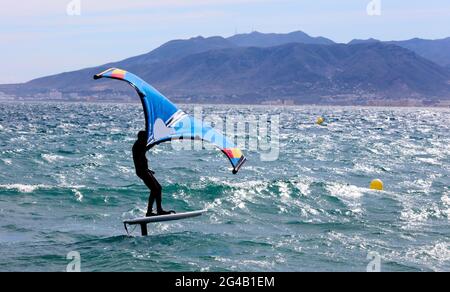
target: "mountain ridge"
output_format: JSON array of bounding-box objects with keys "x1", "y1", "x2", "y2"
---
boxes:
[
  {"x1": 348, "y1": 37, "x2": 450, "y2": 66},
  {"x1": 1, "y1": 31, "x2": 450, "y2": 106}
]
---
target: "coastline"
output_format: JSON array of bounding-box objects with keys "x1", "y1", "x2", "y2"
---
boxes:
[{"x1": 1, "y1": 98, "x2": 449, "y2": 108}]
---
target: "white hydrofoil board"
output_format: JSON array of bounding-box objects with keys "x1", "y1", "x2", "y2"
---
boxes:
[{"x1": 124, "y1": 209, "x2": 207, "y2": 225}]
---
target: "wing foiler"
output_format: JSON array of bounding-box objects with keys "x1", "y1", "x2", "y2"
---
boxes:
[{"x1": 94, "y1": 68, "x2": 246, "y2": 174}]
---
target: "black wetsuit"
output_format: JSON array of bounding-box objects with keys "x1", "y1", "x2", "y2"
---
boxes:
[{"x1": 132, "y1": 140, "x2": 162, "y2": 215}]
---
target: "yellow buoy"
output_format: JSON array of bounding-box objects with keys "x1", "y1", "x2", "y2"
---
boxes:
[
  {"x1": 316, "y1": 117, "x2": 324, "y2": 125},
  {"x1": 370, "y1": 179, "x2": 384, "y2": 191}
]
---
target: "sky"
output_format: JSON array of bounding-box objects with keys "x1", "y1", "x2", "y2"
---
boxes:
[{"x1": 1, "y1": 0, "x2": 450, "y2": 84}]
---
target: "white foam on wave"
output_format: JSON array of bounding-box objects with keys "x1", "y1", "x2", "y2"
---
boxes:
[
  {"x1": 204, "y1": 198, "x2": 231, "y2": 223},
  {"x1": 90, "y1": 153, "x2": 105, "y2": 160},
  {"x1": 230, "y1": 194, "x2": 247, "y2": 210},
  {"x1": 202, "y1": 176, "x2": 322, "y2": 217},
  {"x1": 0, "y1": 124, "x2": 3, "y2": 130},
  {"x1": 401, "y1": 207, "x2": 431, "y2": 223},
  {"x1": 416, "y1": 157, "x2": 441, "y2": 166},
  {"x1": 10, "y1": 136, "x2": 27, "y2": 142},
  {"x1": 2, "y1": 159, "x2": 12, "y2": 165},
  {"x1": 400, "y1": 201, "x2": 448, "y2": 226},
  {"x1": 109, "y1": 127, "x2": 121, "y2": 134},
  {"x1": 278, "y1": 181, "x2": 290, "y2": 199},
  {"x1": 0, "y1": 182, "x2": 87, "y2": 195},
  {"x1": 401, "y1": 177, "x2": 436, "y2": 195},
  {"x1": 122, "y1": 205, "x2": 146, "y2": 219},
  {"x1": 87, "y1": 122, "x2": 107, "y2": 128},
  {"x1": 277, "y1": 181, "x2": 295, "y2": 213},
  {"x1": 275, "y1": 180, "x2": 322, "y2": 217},
  {"x1": 441, "y1": 194, "x2": 450, "y2": 218},
  {"x1": 425, "y1": 242, "x2": 450, "y2": 262},
  {"x1": 441, "y1": 194, "x2": 450, "y2": 206},
  {"x1": 327, "y1": 183, "x2": 364, "y2": 200},
  {"x1": 326, "y1": 231, "x2": 372, "y2": 251},
  {"x1": 0, "y1": 184, "x2": 49, "y2": 193},
  {"x1": 402, "y1": 241, "x2": 450, "y2": 271},
  {"x1": 353, "y1": 162, "x2": 380, "y2": 174},
  {"x1": 73, "y1": 189, "x2": 83, "y2": 202},
  {"x1": 424, "y1": 144, "x2": 448, "y2": 159},
  {"x1": 213, "y1": 256, "x2": 274, "y2": 270},
  {"x1": 293, "y1": 180, "x2": 311, "y2": 196},
  {"x1": 398, "y1": 141, "x2": 423, "y2": 157},
  {"x1": 200, "y1": 177, "x2": 270, "y2": 216},
  {"x1": 42, "y1": 154, "x2": 65, "y2": 163},
  {"x1": 327, "y1": 183, "x2": 365, "y2": 214},
  {"x1": 57, "y1": 123, "x2": 75, "y2": 130}
]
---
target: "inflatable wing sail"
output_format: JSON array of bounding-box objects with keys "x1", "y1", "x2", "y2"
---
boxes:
[{"x1": 94, "y1": 68, "x2": 246, "y2": 174}]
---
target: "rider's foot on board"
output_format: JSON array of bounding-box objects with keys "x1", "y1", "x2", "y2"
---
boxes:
[{"x1": 157, "y1": 210, "x2": 176, "y2": 216}]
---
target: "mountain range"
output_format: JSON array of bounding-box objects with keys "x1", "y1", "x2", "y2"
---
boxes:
[
  {"x1": 1, "y1": 31, "x2": 449, "y2": 106},
  {"x1": 348, "y1": 37, "x2": 450, "y2": 68}
]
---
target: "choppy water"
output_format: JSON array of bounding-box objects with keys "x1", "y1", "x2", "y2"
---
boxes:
[{"x1": 0, "y1": 102, "x2": 449, "y2": 272}]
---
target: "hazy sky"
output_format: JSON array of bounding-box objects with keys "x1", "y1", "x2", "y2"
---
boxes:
[{"x1": 1, "y1": 0, "x2": 450, "y2": 83}]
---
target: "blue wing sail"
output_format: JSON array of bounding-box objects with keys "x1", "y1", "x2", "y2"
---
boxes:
[{"x1": 94, "y1": 68, "x2": 246, "y2": 174}]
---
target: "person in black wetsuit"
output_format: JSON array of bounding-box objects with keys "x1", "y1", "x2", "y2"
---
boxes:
[{"x1": 133, "y1": 131, "x2": 174, "y2": 217}]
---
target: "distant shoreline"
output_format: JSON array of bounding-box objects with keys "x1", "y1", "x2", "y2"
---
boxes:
[{"x1": 1, "y1": 99, "x2": 449, "y2": 109}]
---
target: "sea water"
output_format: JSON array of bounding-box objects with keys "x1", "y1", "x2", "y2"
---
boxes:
[{"x1": 0, "y1": 102, "x2": 449, "y2": 271}]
